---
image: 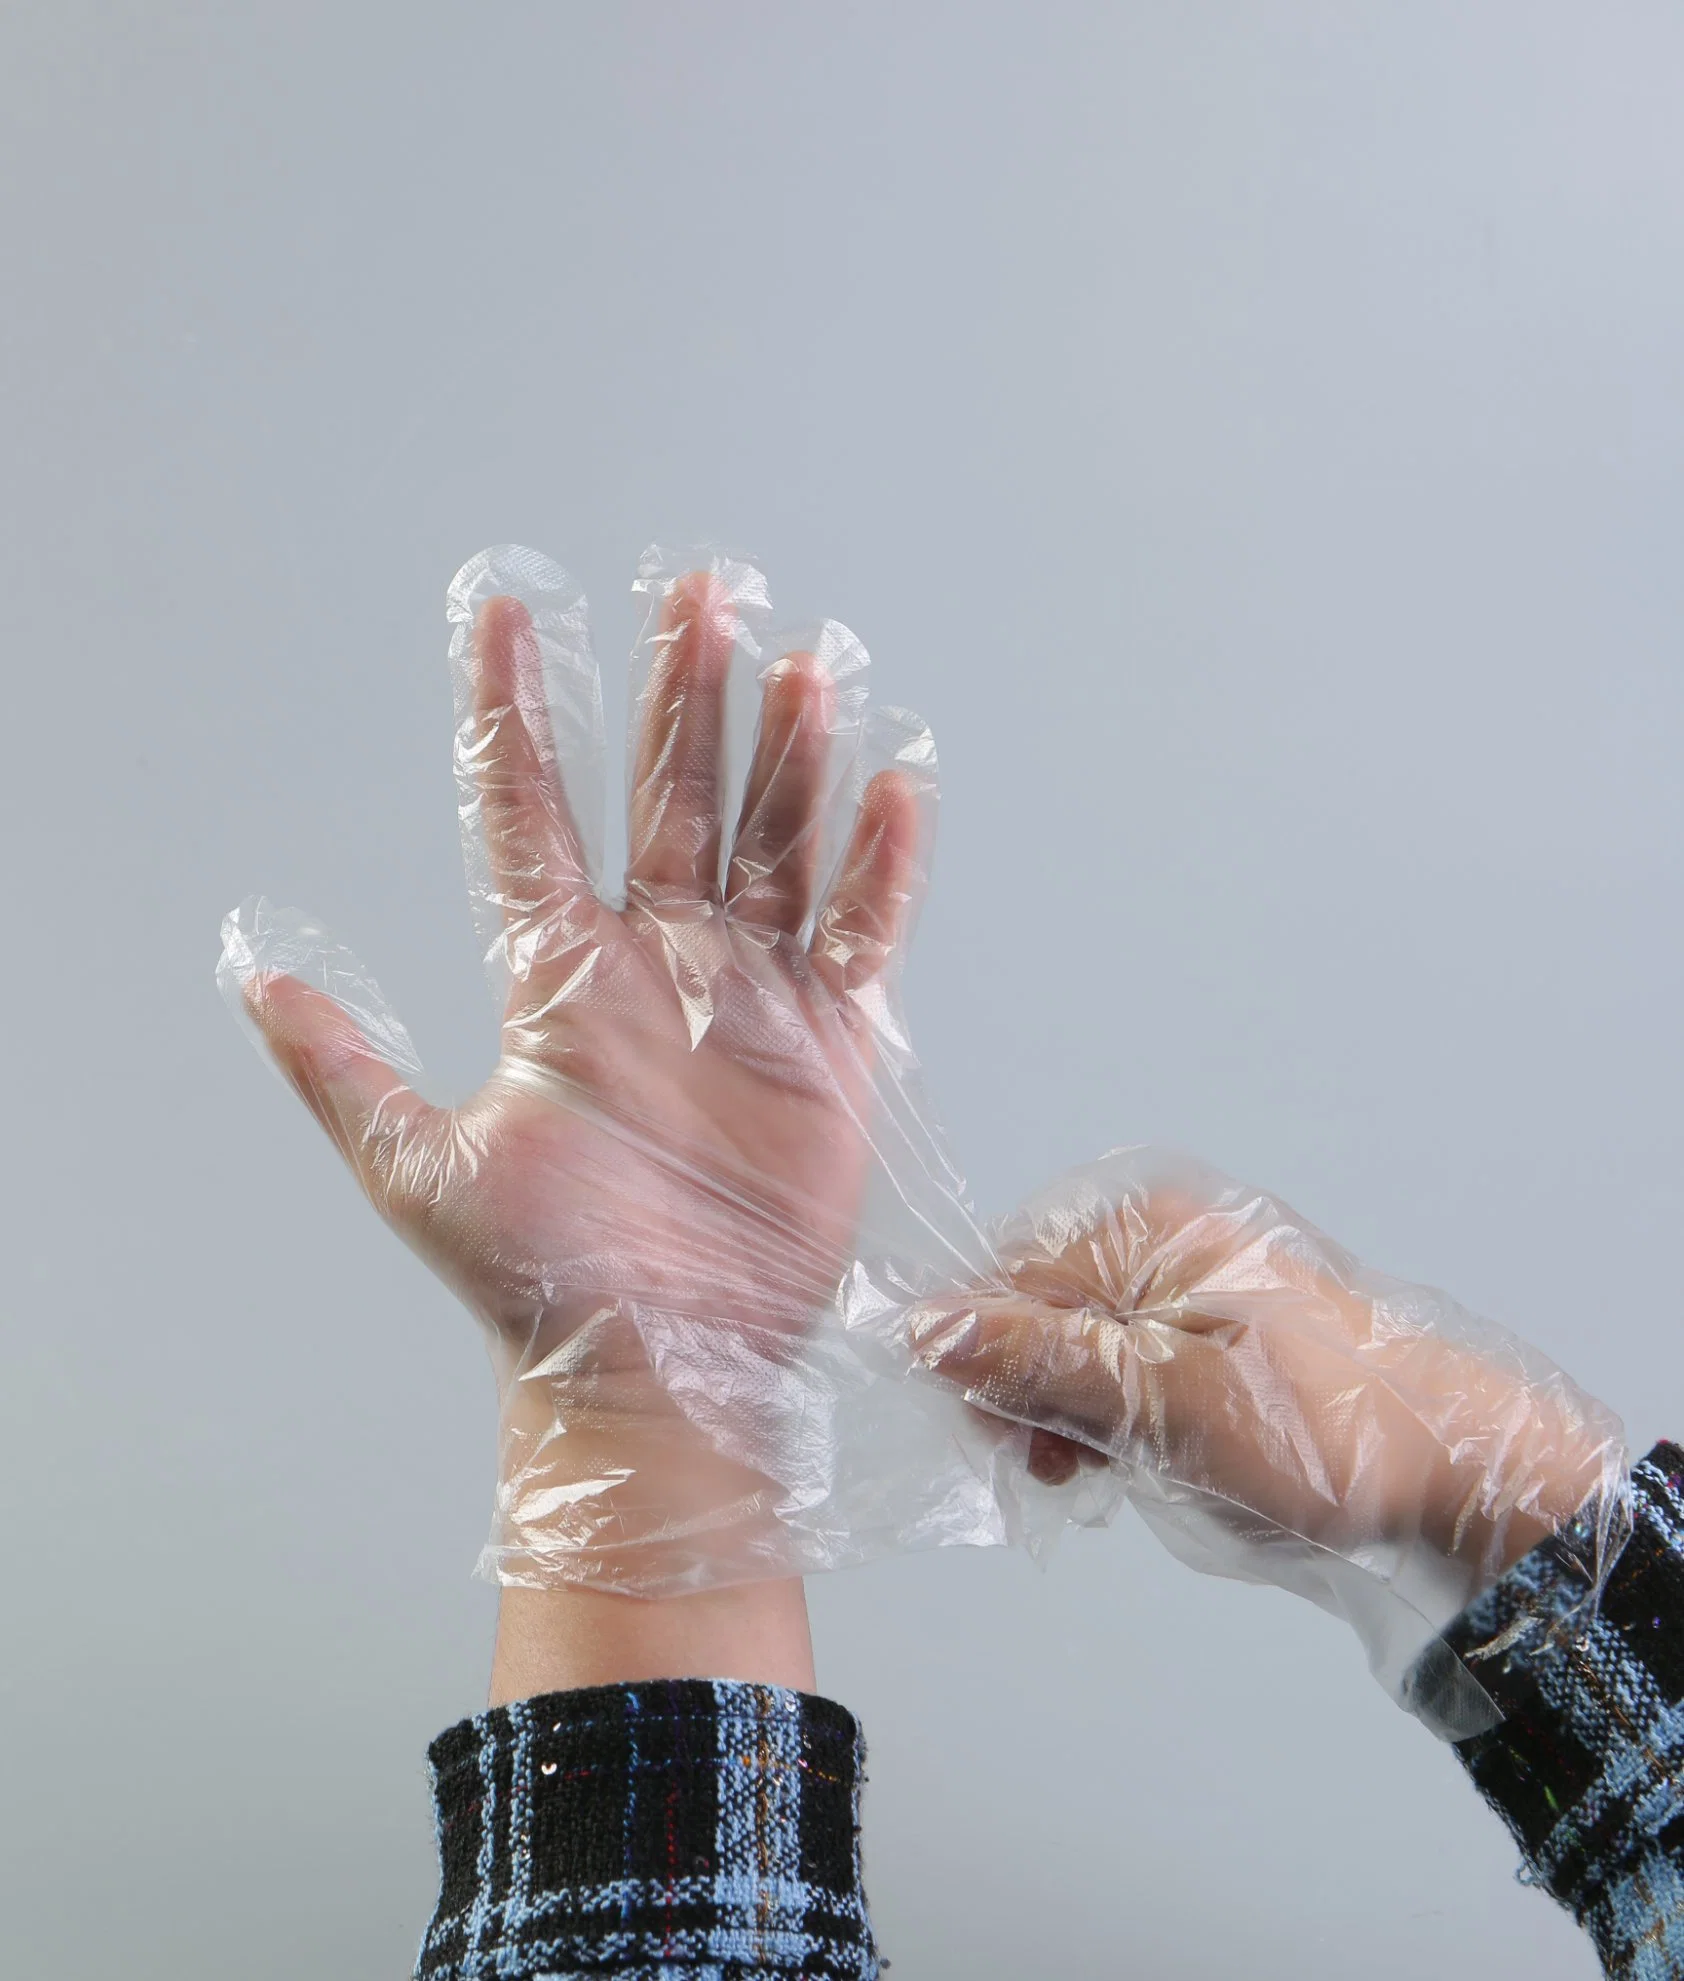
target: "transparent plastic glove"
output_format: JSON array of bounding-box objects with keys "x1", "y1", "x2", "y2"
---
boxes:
[
  {"x1": 904, "y1": 1145, "x2": 1629, "y2": 1733},
  {"x1": 219, "y1": 545, "x2": 1028, "y2": 1594}
]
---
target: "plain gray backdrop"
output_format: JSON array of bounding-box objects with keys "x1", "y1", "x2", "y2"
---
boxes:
[{"x1": 4, "y1": 4, "x2": 1682, "y2": 1975}]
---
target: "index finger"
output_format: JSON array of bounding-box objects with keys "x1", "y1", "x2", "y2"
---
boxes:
[{"x1": 464, "y1": 595, "x2": 596, "y2": 917}]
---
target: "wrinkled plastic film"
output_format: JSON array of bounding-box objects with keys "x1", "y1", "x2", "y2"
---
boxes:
[
  {"x1": 448, "y1": 546, "x2": 606, "y2": 998},
  {"x1": 896, "y1": 1145, "x2": 1629, "y2": 1735},
  {"x1": 220, "y1": 545, "x2": 1057, "y2": 1595},
  {"x1": 218, "y1": 545, "x2": 1626, "y2": 1727}
]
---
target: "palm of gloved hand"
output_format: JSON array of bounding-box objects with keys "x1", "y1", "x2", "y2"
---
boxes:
[{"x1": 227, "y1": 566, "x2": 933, "y2": 1586}]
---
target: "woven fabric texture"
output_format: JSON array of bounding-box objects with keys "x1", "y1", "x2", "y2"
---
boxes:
[
  {"x1": 417, "y1": 1678, "x2": 877, "y2": 1981},
  {"x1": 1445, "y1": 1441, "x2": 1684, "y2": 1979}
]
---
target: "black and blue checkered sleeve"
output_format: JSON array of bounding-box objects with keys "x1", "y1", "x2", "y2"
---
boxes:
[
  {"x1": 415, "y1": 1678, "x2": 879, "y2": 1981},
  {"x1": 1440, "y1": 1441, "x2": 1684, "y2": 1978}
]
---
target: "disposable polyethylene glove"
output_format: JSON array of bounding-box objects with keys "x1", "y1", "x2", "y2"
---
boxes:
[
  {"x1": 906, "y1": 1146, "x2": 1629, "y2": 1734},
  {"x1": 219, "y1": 545, "x2": 1029, "y2": 1595}
]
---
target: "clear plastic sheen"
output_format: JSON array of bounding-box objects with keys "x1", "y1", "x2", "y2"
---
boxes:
[
  {"x1": 219, "y1": 544, "x2": 1627, "y2": 1737},
  {"x1": 219, "y1": 545, "x2": 1053, "y2": 1597},
  {"x1": 894, "y1": 1146, "x2": 1628, "y2": 1735}
]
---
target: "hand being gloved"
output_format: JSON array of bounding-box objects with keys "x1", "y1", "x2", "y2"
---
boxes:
[
  {"x1": 220, "y1": 545, "x2": 1020, "y2": 1595},
  {"x1": 904, "y1": 1144, "x2": 1628, "y2": 1731}
]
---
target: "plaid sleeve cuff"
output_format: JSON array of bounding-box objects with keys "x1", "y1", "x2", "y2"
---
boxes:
[
  {"x1": 1437, "y1": 1441, "x2": 1684, "y2": 1980},
  {"x1": 416, "y1": 1679, "x2": 879, "y2": 1981}
]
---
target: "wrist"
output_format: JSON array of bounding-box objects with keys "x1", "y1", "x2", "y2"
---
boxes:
[
  {"x1": 489, "y1": 1576, "x2": 815, "y2": 1707},
  {"x1": 1412, "y1": 1353, "x2": 1620, "y2": 1587}
]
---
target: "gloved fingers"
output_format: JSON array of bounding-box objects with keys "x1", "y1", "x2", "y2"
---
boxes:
[
  {"x1": 239, "y1": 972, "x2": 443, "y2": 1211},
  {"x1": 984, "y1": 1152, "x2": 1289, "y2": 1321},
  {"x1": 810, "y1": 707, "x2": 938, "y2": 994},
  {"x1": 726, "y1": 650, "x2": 837, "y2": 936},
  {"x1": 918, "y1": 1195, "x2": 1623, "y2": 1586},
  {"x1": 1026, "y1": 1426, "x2": 1099, "y2": 1487},
  {"x1": 218, "y1": 897, "x2": 443, "y2": 1214},
  {"x1": 466, "y1": 596, "x2": 597, "y2": 917},
  {"x1": 809, "y1": 770, "x2": 922, "y2": 993},
  {"x1": 728, "y1": 618, "x2": 874, "y2": 940},
  {"x1": 626, "y1": 572, "x2": 738, "y2": 897},
  {"x1": 221, "y1": 548, "x2": 1021, "y2": 1600},
  {"x1": 991, "y1": 1153, "x2": 1615, "y2": 1531},
  {"x1": 908, "y1": 1289, "x2": 1137, "y2": 1455},
  {"x1": 928, "y1": 1184, "x2": 1478, "y2": 1475},
  {"x1": 918, "y1": 1285, "x2": 1435, "y2": 1551},
  {"x1": 448, "y1": 549, "x2": 606, "y2": 985}
]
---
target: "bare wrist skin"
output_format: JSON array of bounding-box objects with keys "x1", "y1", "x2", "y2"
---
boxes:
[{"x1": 489, "y1": 1577, "x2": 816, "y2": 1707}]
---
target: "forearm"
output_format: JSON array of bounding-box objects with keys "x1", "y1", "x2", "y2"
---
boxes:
[{"x1": 489, "y1": 1577, "x2": 816, "y2": 1704}]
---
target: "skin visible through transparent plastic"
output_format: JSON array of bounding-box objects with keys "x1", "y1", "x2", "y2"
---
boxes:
[
  {"x1": 898, "y1": 1145, "x2": 1628, "y2": 1731},
  {"x1": 221, "y1": 546, "x2": 1628, "y2": 1735},
  {"x1": 219, "y1": 546, "x2": 1045, "y2": 1599}
]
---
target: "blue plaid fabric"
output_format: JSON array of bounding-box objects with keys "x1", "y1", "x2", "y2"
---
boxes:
[
  {"x1": 418, "y1": 1448, "x2": 1684, "y2": 1977},
  {"x1": 1442, "y1": 1442, "x2": 1684, "y2": 1979},
  {"x1": 417, "y1": 1679, "x2": 878, "y2": 1981}
]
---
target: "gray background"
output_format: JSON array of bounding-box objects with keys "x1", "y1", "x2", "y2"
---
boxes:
[{"x1": 3, "y1": 4, "x2": 1681, "y2": 1975}]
